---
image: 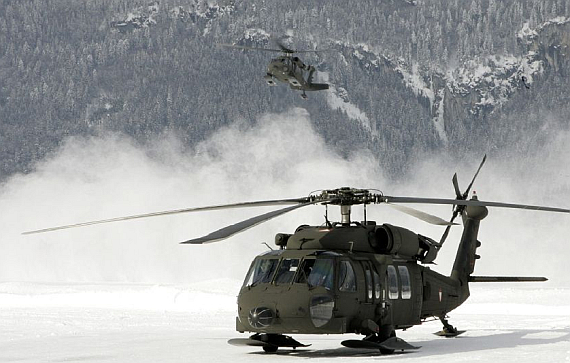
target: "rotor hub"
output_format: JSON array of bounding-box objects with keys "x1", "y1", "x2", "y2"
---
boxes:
[{"x1": 312, "y1": 187, "x2": 382, "y2": 206}]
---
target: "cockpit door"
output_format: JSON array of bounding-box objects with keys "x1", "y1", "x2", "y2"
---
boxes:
[{"x1": 334, "y1": 259, "x2": 359, "y2": 319}]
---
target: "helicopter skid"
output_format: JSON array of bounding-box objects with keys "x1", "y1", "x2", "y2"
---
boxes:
[
  {"x1": 434, "y1": 329, "x2": 466, "y2": 337},
  {"x1": 342, "y1": 336, "x2": 421, "y2": 352},
  {"x1": 287, "y1": 78, "x2": 301, "y2": 87},
  {"x1": 228, "y1": 333, "x2": 310, "y2": 349}
]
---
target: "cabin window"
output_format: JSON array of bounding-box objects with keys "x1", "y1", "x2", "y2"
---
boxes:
[
  {"x1": 373, "y1": 268, "x2": 381, "y2": 300},
  {"x1": 244, "y1": 258, "x2": 278, "y2": 287},
  {"x1": 398, "y1": 266, "x2": 412, "y2": 300},
  {"x1": 275, "y1": 258, "x2": 300, "y2": 285},
  {"x1": 387, "y1": 265, "x2": 399, "y2": 299},
  {"x1": 338, "y1": 261, "x2": 357, "y2": 292},
  {"x1": 362, "y1": 262, "x2": 373, "y2": 302},
  {"x1": 296, "y1": 258, "x2": 334, "y2": 290}
]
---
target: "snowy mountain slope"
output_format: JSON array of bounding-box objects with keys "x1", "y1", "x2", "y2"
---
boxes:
[{"x1": 1, "y1": 1, "x2": 570, "y2": 179}]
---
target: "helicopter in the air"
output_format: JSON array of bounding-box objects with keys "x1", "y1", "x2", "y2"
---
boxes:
[
  {"x1": 219, "y1": 39, "x2": 329, "y2": 99},
  {"x1": 24, "y1": 156, "x2": 569, "y2": 354}
]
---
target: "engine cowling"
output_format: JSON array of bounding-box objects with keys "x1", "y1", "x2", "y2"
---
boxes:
[{"x1": 370, "y1": 224, "x2": 438, "y2": 263}]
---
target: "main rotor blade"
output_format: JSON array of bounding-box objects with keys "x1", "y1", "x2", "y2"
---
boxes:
[
  {"x1": 219, "y1": 42, "x2": 329, "y2": 55},
  {"x1": 275, "y1": 40, "x2": 295, "y2": 53},
  {"x1": 218, "y1": 43, "x2": 284, "y2": 53},
  {"x1": 386, "y1": 203, "x2": 458, "y2": 226},
  {"x1": 291, "y1": 48, "x2": 331, "y2": 54},
  {"x1": 23, "y1": 198, "x2": 309, "y2": 235},
  {"x1": 181, "y1": 202, "x2": 318, "y2": 244},
  {"x1": 381, "y1": 196, "x2": 570, "y2": 214},
  {"x1": 463, "y1": 154, "x2": 487, "y2": 199}
]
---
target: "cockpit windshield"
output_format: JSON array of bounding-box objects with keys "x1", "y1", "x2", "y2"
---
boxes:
[
  {"x1": 243, "y1": 256, "x2": 335, "y2": 290},
  {"x1": 243, "y1": 258, "x2": 278, "y2": 287},
  {"x1": 296, "y1": 258, "x2": 334, "y2": 290},
  {"x1": 275, "y1": 258, "x2": 300, "y2": 285}
]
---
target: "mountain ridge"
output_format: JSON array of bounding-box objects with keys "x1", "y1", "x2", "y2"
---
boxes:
[{"x1": 0, "y1": 0, "x2": 568, "y2": 180}]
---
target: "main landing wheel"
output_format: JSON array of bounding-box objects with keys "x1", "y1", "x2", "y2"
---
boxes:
[
  {"x1": 379, "y1": 331, "x2": 396, "y2": 355},
  {"x1": 262, "y1": 345, "x2": 278, "y2": 353},
  {"x1": 375, "y1": 326, "x2": 396, "y2": 355}
]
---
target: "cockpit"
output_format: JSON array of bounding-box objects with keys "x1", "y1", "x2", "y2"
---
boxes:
[
  {"x1": 242, "y1": 251, "x2": 355, "y2": 291},
  {"x1": 238, "y1": 251, "x2": 359, "y2": 334}
]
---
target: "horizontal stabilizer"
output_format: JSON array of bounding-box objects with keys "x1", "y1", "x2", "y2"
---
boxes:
[{"x1": 469, "y1": 276, "x2": 548, "y2": 282}]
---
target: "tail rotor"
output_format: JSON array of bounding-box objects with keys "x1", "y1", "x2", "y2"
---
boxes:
[{"x1": 439, "y1": 155, "x2": 487, "y2": 248}]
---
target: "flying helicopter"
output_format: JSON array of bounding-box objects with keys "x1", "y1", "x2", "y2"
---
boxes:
[
  {"x1": 219, "y1": 39, "x2": 329, "y2": 99},
  {"x1": 23, "y1": 156, "x2": 569, "y2": 354}
]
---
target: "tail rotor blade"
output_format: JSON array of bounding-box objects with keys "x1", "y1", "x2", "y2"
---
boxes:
[
  {"x1": 463, "y1": 154, "x2": 487, "y2": 199},
  {"x1": 439, "y1": 209, "x2": 460, "y2": 246},
  {"x1": 452, "y1": 173, "x2": 461, "y2": 199},
  {"x1": 441, "y1": 155, "x2": 487, "y2": 246}
]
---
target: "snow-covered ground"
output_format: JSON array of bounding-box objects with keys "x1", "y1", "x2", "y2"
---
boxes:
[{"x1": 1, "y1": 281, "x2": 569, "y2": 363}]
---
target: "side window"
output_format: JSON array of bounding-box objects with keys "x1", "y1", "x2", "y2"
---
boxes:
[
  {"x1": 398, "y1": 266, "x2": 412, "y2": 300},
  {"x1": 295, "y1": 258, "x2": 314, "y2": 284},
  {"x1": 307, "y1": 259, "x2": 334, "y2": 290},
  {"x1": 362, "y1": 262, "x2": 373, "y2": 302},
  {"x1": 338, "y1": 261, "x2": 357, "y2": 292},
  {"x1": 387, "y1": 265, "x2": 399, "y2": 299},
  {"x1": 296, "y1": 258, "x2": 334, "y2": 290},
  {"x1": 274, "y1": 259, "x2": 300, "y2": 285},
  {"x1": 373, "y1": 268, "x2": 381, "y2": 300}
]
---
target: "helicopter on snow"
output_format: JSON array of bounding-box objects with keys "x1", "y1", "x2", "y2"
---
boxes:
[
  {"x1": 219, "y1": 39, "x2": 329, "y2": 99},
  {"x1": 24, "y1": 156, "x2": 569, "y2": 354}
]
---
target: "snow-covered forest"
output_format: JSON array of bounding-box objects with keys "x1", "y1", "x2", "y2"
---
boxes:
[{"x1": 1, "y1": 0, "x2": 569, "y2": 179}]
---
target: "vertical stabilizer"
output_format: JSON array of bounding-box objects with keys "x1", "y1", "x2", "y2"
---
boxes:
[{"x1": 450, "y1": 195, "x2": 488, "y2": 304}]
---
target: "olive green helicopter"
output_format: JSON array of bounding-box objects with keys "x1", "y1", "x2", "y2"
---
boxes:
[
  {"x1": 219, "y1": 38, "x2": 329, "y2": 99},
  {"x1": 24, "y1": 156, "x2": 569, "y2": 354}
]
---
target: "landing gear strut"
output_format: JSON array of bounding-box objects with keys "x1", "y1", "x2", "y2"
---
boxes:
[
  {"x1": 228, "y1": 333, "x2": 310, "y2": 353},
  {"x1": 434, "y1": 316, "x2": 466, "y2": 337}
]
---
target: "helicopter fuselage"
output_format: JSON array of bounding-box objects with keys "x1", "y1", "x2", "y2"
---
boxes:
[
  {"x1": 235, "y1": 222, "x2": 467, "y2": 337},
  {"x1": 264, "y1": 56, "x2": 329, "y2": 93}
]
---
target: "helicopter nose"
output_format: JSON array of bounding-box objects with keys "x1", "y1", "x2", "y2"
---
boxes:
[{"x1": 248, "y1": 307, "x2": 275, "y2": 329}]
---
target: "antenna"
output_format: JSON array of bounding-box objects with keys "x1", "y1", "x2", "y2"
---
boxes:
[{"x1": 262, "y1": 242, "x2": 274, "y2": 251}]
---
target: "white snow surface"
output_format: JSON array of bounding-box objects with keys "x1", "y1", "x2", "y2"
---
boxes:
[{"x1": 1, "y1": 282, "x2": 569, "y2": 362}]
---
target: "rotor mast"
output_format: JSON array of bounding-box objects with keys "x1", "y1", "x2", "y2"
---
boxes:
[{"x1": 340, "y1": 205, "x2": 352, "y2": 224}]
